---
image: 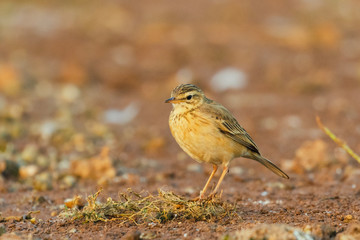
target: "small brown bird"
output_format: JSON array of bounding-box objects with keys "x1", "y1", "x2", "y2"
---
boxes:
[{"x1": 165, "y1": 84, "x2": 289, "y2": 199}]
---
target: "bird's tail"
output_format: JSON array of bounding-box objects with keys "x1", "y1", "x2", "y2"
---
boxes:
[{"x1": 250, "y1": 154, "x2": 289, "y2": 179}]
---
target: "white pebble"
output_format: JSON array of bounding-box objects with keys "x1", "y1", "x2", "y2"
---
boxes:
[
  {"x1": 104, "y1": 103, "x2": 139, "y2": 125},
  {"x1": 210, "y1": 67, "x2": 247, "y2": 92}
]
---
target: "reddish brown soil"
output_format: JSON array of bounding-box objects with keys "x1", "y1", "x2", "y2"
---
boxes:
[{"x1": 1, "y1": 0, "x2": 360, "y2": 239}]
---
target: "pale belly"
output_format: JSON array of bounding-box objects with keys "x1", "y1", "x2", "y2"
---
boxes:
[{"x1": 170, "y1": 113, "x2": 238, "y2": 166}]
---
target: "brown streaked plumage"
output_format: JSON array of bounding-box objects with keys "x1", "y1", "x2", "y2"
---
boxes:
[{"x1": 165, "y1": 84, "x2": 289, "y2": 199}]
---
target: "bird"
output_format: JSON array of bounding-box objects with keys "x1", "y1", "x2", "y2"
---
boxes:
[{"x1": 165, "y1": 84, "x2": 289, "y2": 199}]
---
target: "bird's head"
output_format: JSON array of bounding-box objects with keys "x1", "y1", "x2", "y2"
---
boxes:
[{"x1": 165, "y1": 84, "x2": 206, "y2": 110}]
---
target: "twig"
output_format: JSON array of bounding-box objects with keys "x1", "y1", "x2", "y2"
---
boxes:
[{"x1": 316, "y1": 116, "x2": 360, "y2": 164}]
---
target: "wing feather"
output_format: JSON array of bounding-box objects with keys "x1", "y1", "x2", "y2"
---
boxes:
[{"x1": 202, "y1": 101, "x2": 260, "y2": 154}]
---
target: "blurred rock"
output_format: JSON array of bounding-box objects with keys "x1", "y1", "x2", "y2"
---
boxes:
[
  {"x1": 226, "y1": 224, "x2": 315, "y2": 240},
  {"x1": 60, "y1": 84, "x2": 81, "y2": 103},
  {"x1": 60, "y1": 63, "x2": 87, "y2": 86},
  {"x1": 1, "y1": 160, "x2": 19, "y2": 179},
  {"x1": 0, "y1": 232, "x2": 23, "y2": 240},
  {"x1": 231, "y1": 166, "x2": 244, "y2": 176},
  {"x1": 104, "y1": 103, "x2": 139, "y2": 125},
  {"x1": 0, "y1": 176, "x2": 4, "y2": 192},
  {"x1": 71, "y1": 147, "x2": 116, "y2": 181},
  {"x1": 122, "y1": 230, "x2": 141, "y2": 240},
  {"x1": 21, "y1": 144, "x2": 38, "y2": 163},
  {"x1": 0, "y1": 63, "x2": 20, "y2": 96},
  {"x1": 187, "y1": 164, "x2": 203, "y2": 173},
  {"x1": 19, "y1": 165, "x2": 39, "y2": 179},
  {"x1": 342, "y1": 166, "x2": 360, "y2": 183},
  {"x1": 64, "y1": 195, "x2": 85, "y2": 209},
  {"x1": 60, "y1": 175, "x2": 77, "y2": 189},
  {"x1": 302, "y1": 224, "x2": 336, "y2": 240},
  {"x1": 0, "y1": 161, "x2": 5, "y2": 174},
  {"x1": 143, "y1": 137, "x2": 165, "y2": 155},
  {"x1": 210, "y1": 67, "x2": 247, "y2": 92},
  {"x1": 33, "y1": 172, "x2": 53, "y2": 191},
  {"x1": 289, "y1": 139, "x2": 330, "y2": 173},
  {"x1": 336, "y1": 223, "x2": 360, "y2": 240},
  {"x1": 39, "y1": 120, "x2": 59, "y2": 140},
  {"x1": 0, "y1": 224, "x2": 6, "y2": 236}
]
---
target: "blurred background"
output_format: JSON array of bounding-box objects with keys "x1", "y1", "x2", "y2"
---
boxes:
[{"x1": 0, "y1": 0, "x2": 360, "y2": 193}]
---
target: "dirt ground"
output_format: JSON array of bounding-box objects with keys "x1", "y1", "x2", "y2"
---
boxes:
[{"x1": 1, "y1": 0, "x2": 360, "y2": 239}]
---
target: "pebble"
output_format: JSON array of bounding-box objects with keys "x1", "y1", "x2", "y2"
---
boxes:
[
  {"x1": 0, "y1": 224, "x2": 6, "y2": 235},
  {"x1": 19, "y1": 165, "x2": 39, "y2": 179},
  {"x1": 122, "y1": 230, "x2": 141, "y2": 240},
  {"x1": 33, "y1": 172, "x2": 53, "y2": 191},
  {"x1": 231, "y1": 166, "x2": 244, "y2": 176},
  {"x1": 60, "y1": 84, "x2": 80, "y2": 103},
  {"x1": 210, "y1": 67, "x2": 247, "y2": 92},
  {"x1": 104, "y1": 103, "x2": 139, "y2": 125},
  {"x1": 187, "y1": 164, "x2": 203, "y2": 173},
  {"x1": 261, "y1": 191, "x2": 268, "y2": 197},
  {"x1": 61, "y1": 175, "x2": 77, "y2": 189}
]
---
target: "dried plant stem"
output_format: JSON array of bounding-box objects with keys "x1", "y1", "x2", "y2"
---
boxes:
[
  {"x1": 316, "y1": 116, "x2": 360, "y2": 164},
  {"x1": 60, "y1": 188, "x2": 238, "y2": 224}
]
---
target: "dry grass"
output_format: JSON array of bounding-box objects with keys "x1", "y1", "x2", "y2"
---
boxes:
[
  {"x1": 60, "y1": 188, "x2": 239, "y2": 224},
  {"x1": 316, "y1": 116, "x2": 360, "y2": 164}
]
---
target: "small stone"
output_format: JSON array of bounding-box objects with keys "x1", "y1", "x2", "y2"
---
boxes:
[
  {"x1": 21, "y1": 144, "x2": 38, "y2": 163},
  {"x1": 143, "y1": 137, "x2": 165, "y2": 155},
  {"x1": 336, "y1": 223, "x2": 360, "y2": 240},
  {"x1": 103, "y1": 104, "x2": 139, "y2": 125},
  {"x1": 64, "y1": 195, "x2": 85, "y2": 209},
  {"x1": 69, "y1": 228, "x2": 77, "y2": 234},
  {"x1": 187, "y1": 164, "x2": 203, "y2": 173},
  {"x1": 60, "y1": 84, "x2": 80, "y2": 103},
  {"x1": 231, "y1": 166, "x2": 244, "y2": 176},
  {"x1": 71, "y1": 147, "x2": 115, "y2": 180},
  {"x1": 210, "y1": 67, "x2": 247, "y2": 92},
  {"x1": 343, "y1": 215, "x2": 353, "y2": 223},
  {"x1": 39, "y1": 121, "x2": 58, "y2": 140},
  {"x1": 19, "y1": 165, "x2": 39, "y2": 179},
  {"x1": 33, "y1": 172, "x2": 53, "y2": 191},
  {"x1": 61, "y1": 175, "x2": 77, "y2": 189},
  {"x1": 122, "y1": 230, "x2": 141, "y2": 240},
  {"x1": 261, "y1": 191, "x2": 268, "y2": 197},
  {"x1": 0, "y1": 224, "x2": 6, "y2": 235},
  {"x1": 51, "y1": 211, "x2": 58, "y2": 217},
  {"x1": 1, "y1": 160, "x2": 19, "y2": 179},
  {"x1": 293, "y1": 139, "x2": 329, "y2": 172}
]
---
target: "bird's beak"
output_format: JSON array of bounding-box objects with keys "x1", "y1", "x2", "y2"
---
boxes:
[{"x1": 165, "y1": 97, "x2": 181, "y2": 103}]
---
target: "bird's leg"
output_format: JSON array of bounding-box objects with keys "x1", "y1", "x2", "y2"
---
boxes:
[
  {"x1": 199, "y1": 165, "x2": 218, "y2": 199},
  {"x1": 211, "y1": 165, "x2": 229, "y2": 196}
]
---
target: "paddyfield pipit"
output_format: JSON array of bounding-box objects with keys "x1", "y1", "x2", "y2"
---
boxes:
[{"x1": 165, "y1": 84, "x2": 289, "y2": 199}]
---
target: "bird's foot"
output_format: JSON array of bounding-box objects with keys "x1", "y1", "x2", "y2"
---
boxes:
[
  {"x1": 208, "y1": 190, "x2": 222, "y2": 200},
  {"x1": 192, "y1": 194, "x2": 205, "y2": 201},
  {"x1": 191, "y1": 191, "x2": 222, "y2": 202}
]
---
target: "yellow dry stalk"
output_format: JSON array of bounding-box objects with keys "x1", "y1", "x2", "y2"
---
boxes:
[{"x1": 316, "y1": 116, "x2": 360, "y2": 164}]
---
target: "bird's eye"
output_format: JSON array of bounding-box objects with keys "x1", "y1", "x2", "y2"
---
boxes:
[{"x1": 186, "y1": 95, "x2": 193, "y2": 100}]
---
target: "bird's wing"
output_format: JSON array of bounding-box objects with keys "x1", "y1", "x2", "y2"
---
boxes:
[{"x1": 203, "y1": 101, "x2": 260, "y2": 154}]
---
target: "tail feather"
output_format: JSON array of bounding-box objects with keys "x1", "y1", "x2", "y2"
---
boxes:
[{"x1": 250, "y1": 154, "x2": 289, "y2": 179}]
